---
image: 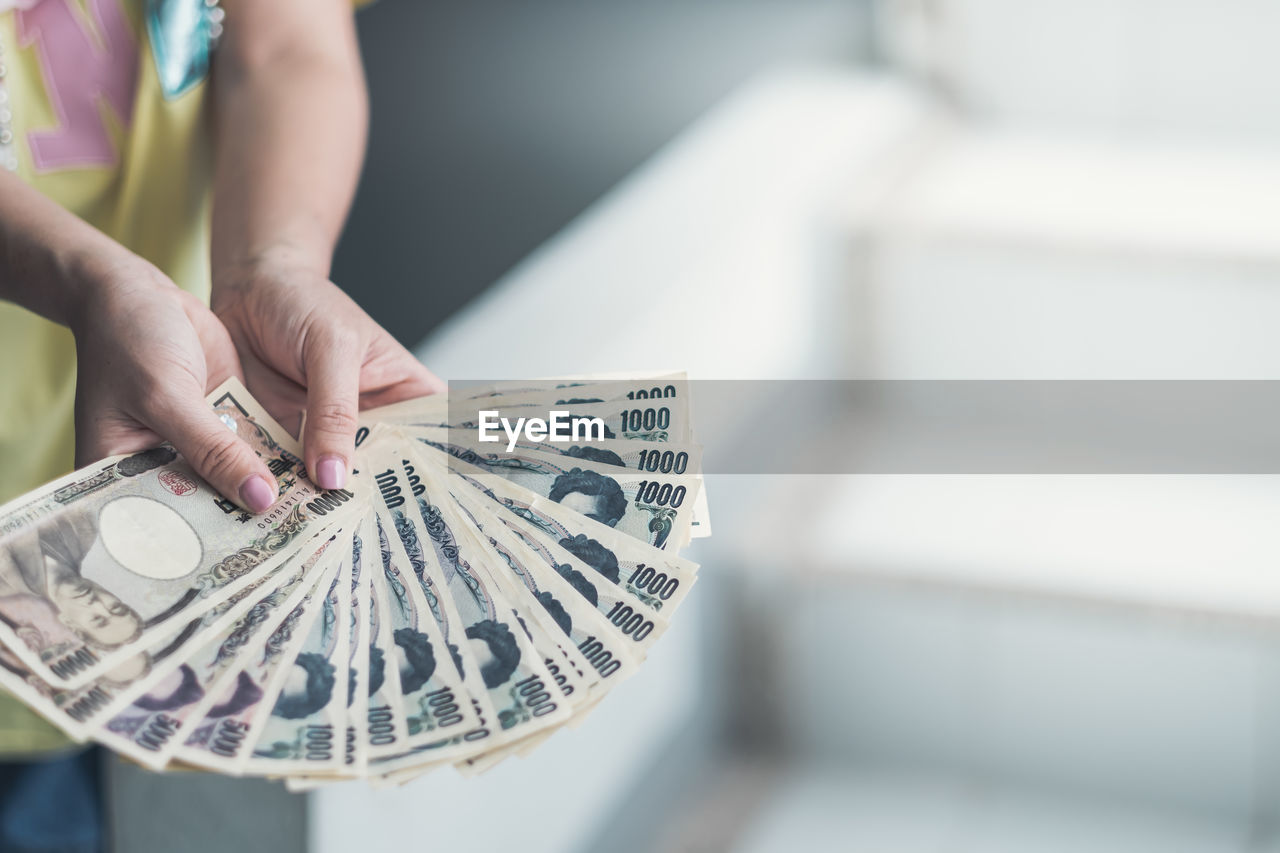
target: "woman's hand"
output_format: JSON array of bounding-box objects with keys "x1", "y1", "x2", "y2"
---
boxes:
[
  {"x1": 0, "y1": 170, "x2": 282, "y2": 512},
  {"x1": 211, "y1": 252, "x2": 444, "y2": 491},
  {"x1": 69, "y1": 257, "x2": 282, "y2": 512},
  {"x1": 208, "y1": 1, "x2": 436, "y2": 489}
]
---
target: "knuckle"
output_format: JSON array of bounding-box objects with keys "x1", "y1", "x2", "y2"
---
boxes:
[
  {"x1": 303, "y1": 313, "x2": 344, "y2": 343},
  {"x1": 309, "y1": 402, "x2": 358, "y2": 437},
  {"x1": 191, "y1": 433, "x2": 248, "y2": 483}
]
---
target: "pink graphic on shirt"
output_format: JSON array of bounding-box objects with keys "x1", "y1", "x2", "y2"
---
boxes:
[{"x1": 16, "y1": 0, "x2": 138, "y2": 171}]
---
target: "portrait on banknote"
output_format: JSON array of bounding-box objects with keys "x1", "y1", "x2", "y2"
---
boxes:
[
  {"x1": 463, "y1": 618, "x2": 520, "y2": 689},
  {"x1": 548, "y1": 469, "x2": 627, "y2": 528},
  {"x1": 390, "y1": 628, "x2": 438, "y2": 694},
  {"x1": 273, "y1": 652, "x2": 337, "y2": 719},
  {"x1": 553, "y1": 563, "x2": 600, "y2": 608},
  {"x1": 557, "y1": 533, "x2": 621, "y2": 584},
  {"x1": 559, "y1": 445, "x2": 626, "y2": 468}
]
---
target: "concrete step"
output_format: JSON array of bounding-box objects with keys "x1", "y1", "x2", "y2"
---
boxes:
[
  {"x1": 722, "y1": 559, "x2": 1280, "y2": 820},
  {"x1": 838, "y1": 125, "x2": 1280, "y2": 378}
]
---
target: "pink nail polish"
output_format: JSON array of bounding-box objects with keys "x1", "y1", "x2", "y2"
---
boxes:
[
  {"x1": 316, "y1": 456, "x2": 347, "y2": 491},
  {"x1": 240, "y1": 476, "x2": 276, "y2": 514}
]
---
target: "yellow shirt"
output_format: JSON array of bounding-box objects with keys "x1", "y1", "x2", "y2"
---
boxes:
[
  {"x1": 0, "y1": 0, "x2": 369, "y2": 755},
  {"x1": 0, "y1": 0, "x2": 228, "y2": 752},
  {"x1": 0, "y1": 0, "x2": 371, "y2": 506},
  {"x1": 0, "y1": 0, "x2": 215, "y2": 504}
]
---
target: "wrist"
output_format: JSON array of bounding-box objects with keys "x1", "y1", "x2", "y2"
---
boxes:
[
  {"x1": 0, "y1": 184, "x2": 150, "y2": 330},
  {"x1": 65, "y1": 254, "x2": 173, "y2": 338},
  {"x1": 211, "y1": 241, "x2": 331, "y2": 305}
]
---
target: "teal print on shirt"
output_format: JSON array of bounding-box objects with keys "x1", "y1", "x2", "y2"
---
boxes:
[{"x1": 146, "y1": 0, "x2": 219, "y2": 100}]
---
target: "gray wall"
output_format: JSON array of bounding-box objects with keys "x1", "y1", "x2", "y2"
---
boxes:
[{"x1": 332, "y1": 0, "x2": 872, "y2": 347}]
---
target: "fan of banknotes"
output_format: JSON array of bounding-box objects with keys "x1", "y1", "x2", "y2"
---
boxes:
[{"x1": 0, "y1": 373, "x2": 706, "y2": 788}]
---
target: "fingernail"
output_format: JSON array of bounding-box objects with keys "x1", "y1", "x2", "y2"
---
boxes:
[
  {"x1": 239, "y1": 475, "x2": 276, "y2": 514},
  {"x1": 316, "y1": 456, "x2": 347, "y2": 491}
]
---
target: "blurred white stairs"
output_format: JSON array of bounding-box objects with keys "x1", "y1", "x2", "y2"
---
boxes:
[
  {"x1": 718, "y1": 1, "x2": 1280, "y2": 850},
  {"x1": 319, "y1": 0, "x2": 1280, "y2": 845}
]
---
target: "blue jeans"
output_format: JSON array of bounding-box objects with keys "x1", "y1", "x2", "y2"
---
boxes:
[{"x1": 0, "y1": 748, "x2": 102, "y2": 853}]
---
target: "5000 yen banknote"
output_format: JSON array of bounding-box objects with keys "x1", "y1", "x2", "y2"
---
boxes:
[{"x1": 92, "y1": 535, "x2": 335, "y2": 767}]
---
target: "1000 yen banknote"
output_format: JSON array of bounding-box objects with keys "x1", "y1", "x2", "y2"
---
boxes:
[
  {"x1": 449, "y1": 498, "x2": 598, "y2": 709},
  {"x1": 360, "y1": 450, "x2": 571, "y2": 774},
  {"x1": 408, "y1": 428, "x2": 700, "y2": 551},
  {"x1": 369, "y1": 395, "x2": 691, "y2": 444},
  {"x1": 242, "y1": 545, "x2": 352, "y2": 775},
  {"x1": 454, "y1": 374, "x2": 689, "y2": 405},
  {"x1": 360, "y1": 374, "x2": 687, "y2": 427},
  {"x1": 367, "y1": 508, "x2": 480, "y2": 753},
  {"x1": 341, "y1": 526, "x2": 372, "y2": 773},
  {"x1": 174, "y1": 547, "x2": 343, "y2": 773},
  {"x1": 431, "y1": 427, "x2": 703, "y2": 479},
  {"x1": 433, "y1": 424, "x2": 713, "y2": 539},
  {"x1": 453, "y1": 473, "x2": 677, "y2": 655},
  {"x1": 450, "y1": 483, "x2": 638, "y2": 693}
]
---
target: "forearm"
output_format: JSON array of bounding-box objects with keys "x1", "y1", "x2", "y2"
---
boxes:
[
  {"x1": 210, "y1": 0, "x2": 367, "y2": 290},
  {"x1": 0, "y1": 170, "x2": 146, "y2": 328}
]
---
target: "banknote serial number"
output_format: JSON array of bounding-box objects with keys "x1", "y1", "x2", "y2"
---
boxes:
[{"x1": 243, "y1": 487, "x2": 354, "y2": 529}]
